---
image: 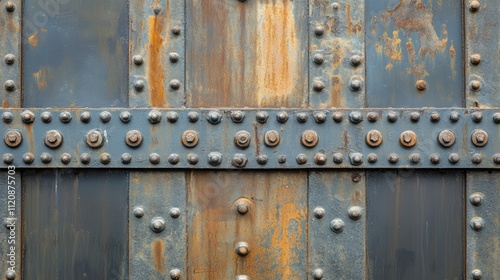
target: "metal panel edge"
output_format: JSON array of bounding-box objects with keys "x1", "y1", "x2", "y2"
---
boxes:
[{"x1": 0, "y1": 0, "x2": 21, "y2": 108}]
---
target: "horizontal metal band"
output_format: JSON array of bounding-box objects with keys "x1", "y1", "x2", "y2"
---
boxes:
[{"x1": 0, "y1": 108, "x2": 499, "y2": 169}]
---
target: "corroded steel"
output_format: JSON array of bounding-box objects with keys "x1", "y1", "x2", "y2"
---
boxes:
[{"x1": 0, "y1": 0, "x2": 21, "y2": 108}]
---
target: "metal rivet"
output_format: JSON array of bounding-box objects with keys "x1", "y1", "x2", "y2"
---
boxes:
[
  {"x1": 387, "y1": 111, "x2": 398, "y2": 123},
  {"x1": 170, "y1": 269, "x2": 181, "y2": 280},
  {"x1": 207, "y1": 152, "x2": 222, "y2": 166},
  {"x1": 125, "y1": 130, "x2": 143, "y2": 148},
  {"x1": 332, "y1": 112, "x2": 343, "y2": 123},
  {"x1": 4, "y1": 54, "x2": 15, "y2": 65},
  {"x1": 448, "y1": 153, "x2": 460, "y2": 164},
  {"x1": 120, "y1": 111, "x2": 132, "y2": 123},
  {"x1": 400, "y1": 130, "x2": 417, "y2": 148},
  {"x1": 313, "y1": 112, "x2": 327, "y2": 123},
  {"x1": 349, "y1": 78, "x2": 362, "y2": 91},
  {"x1": 430, "y1": 112, "x2": 440, "y2": 122},
  {"x1": 278, "y1": 155, "x2": 287, "y2": 164},
  {"x1": 470, "y1": 80, "x2": 481, "y2": 91},
  {"x1": 313, "y1": 207, "x2": 325, "y2": 219},
  {"x1": 181, "y1": 130, "x2": 199, "y2": 148},
  {"x1": 470, "y1": 217, "x2": 484, "y2": 231},
  {"x1": 430, "y1": 153, "x2": 441, "y2": 164},
  {"x1": 312, "y1": 268, "x2": 324, "y2": 280},
  {"x1": 80, "y1": 153, "x2": 91, "y2": 164},
  {"x1": 297, "y1": 112, "x2": 308, "y2": 123},
  {"x1": 171, "y1": 26, "x2": 181, "y2": 35},
  {"x1": 366, "y1": 130, "x2": 383, "y2": 147},
  {"x1": 100, "y1": 111, "x2": 111, "y2": 123},
  {"x1": 314, "y1": 153, "x2": 327, "y2": 165},
  {"x1": 296, "y1": 154, "x2": 308, "y2": 165},
  {"x1": 149, "y1": 153, "x2": 160, "y2": 164},
  {"x1": 132, "y1": 55, "x2": 143, "y2": 66},
  {"x1": 21, "y1": 110, "x2": 35, "y2": 124},
  {"x1": 367, "y1": 112, "x2": 378, "y2": 122},
  {"x1": 169, "y1": 79, "x2": 181, "y2": 90},
  {"x1": 493, "y1": 153, "x2": 500, "y2": 164},
  {"x1": 348, "y1": 206, "x2": 363, "y2": 220},
  {"x1": 153, "y1": 6, "x2": 161, "y2": 14},
  {"x1": 438, "y1": 130, "x2": 456, "y2": 147},
  {"x1": 471, "y1": 129, "x2": 488, "y2": 147},
  {"x1": 472, "y1": 112, "x2": 482, "y2": 123},
  {"x1": 167, "y1": 111, "x2": 179, "y2": 123},
  {"x1": 40, "y1": 153, "x2": 52, "y2": 164},
  {"x1": 80, "y1": 111, "x2": 91, "y2": 123},
  {"x1": 469, "y1": 0, "x2": 480, "y2": 12},
  {"x1": 367, "y1": 153, "x2": 378, "y2": 163},
  {"x1": 100, "y1": 153, "x2": 111, "y2": 164},
  {"x1": 148, "y1": 110, "x2": 162, "y2": 124},
  {"x1": 169, "y1": 52, "x2": 179, "y2": 63},
  {"x1": 493, "y1": 113, "x2": 500, "y2": 124},
  {"x1": 277, "y1": 111, "x2": 289, "y2": 123},
  {"x1": 150, "y1": 217, "x2": 166, "y2": 233},
  {"x1": 314, "y1": 25, "x2": 325, "y2": 36},
  {"x1": 471, "y1": 153, "x2": 483, "y2": 164},
  {"x1": 256, "y1": 111, "x2": 269, "y2": 123},
  {"x1": 313, "y1": 53, "x2": 325, "y2": 65},
  {"x1": 207, "y1": 111, "x2": 222, "y2": 124},
  {"x1": 230, "y1": 111, "x2": 245, "y2": 123},
  {"x1": 333, "y1": 153, "x2": 344, "y2": 164},
  {"x1": 352, "y1": 173, "x2": 361, "y2": 182},
  {"x1": 237, "y1": 201, "x2": 249, "y2": 215},
  {"x1": 235, "y1": 275, "x2": 249, "y2": 280},
  {"x1": 44, "y1": 130, "x2": 63, "y2": 148},
  {"x1": 301, "y1": 130, "x2": 319, "y2": 148},
  {"x1": 257, "y1": 155, "x2": 268, "y2": 165},
  {"x1": 188, "y1": 111, "x2": 199, "y2": 122},
  {"x1": 470, "y1": 54, "x2": 481, "y2": 65},
  {"x1": 471, "y1": 269, "x2": 482, "y2": 280},
  {"x1": 4, "y1": 80, "x2": 15, "y2": 91},
  {"x1": 313, "y1": 80, "x2": 325, "y2": 92},
  {"x1": 2, "y1": 112, "x2": 13, "y2": 123},
  {"x1": 409, "y1": 153, "x2": 421, "y2": 164},
  {"x1": 133, "y1": 207, "x2": 145, "y2": 218},
  {"x1": 168, "y1": 154, "x2": 180, "y2": 165},
  {"x1": 350, "y1": 153, "x2": 363, "y2": 166},
  {"x1": 330, "y1": 218, "x2": 344, "y2": 233},
  {"x1": 232, "y1": 154, "x2": 247, "y2": 168},
  {"x1": 349, "y1": 111, "x2": 363, "y2": 124},
  {"x1": 350, "y1": 55, "x2": 362, "y2": 67},
  {"x1": 469, "y1": 192, "x2": 484, "y2": 206},
  {"x1": 134, "y1": 80, "x2": 145, "y2": 91},
  {"x1": 5, "y1": 270, "x2": 16, "y2": 280},
  {"x1": 264, "y1": 130, "x2": 280, "y2": 147},
  {"x1": 415, "y1": 80, "x2": 427, "y2": 91},
  {"x1": 4, "y1": 130, "x2": 22, "y2": 148},
  {"x1": 332, "y1": 2, "x2": 340, "y2": 9},
  {"x1": 450, "y1": 112, "x2": 460, "y2": 122},
  {"x1": 59, "y1": 111, "x2": 72, "y2": 123},
  {"x1": 3, "y1": 154, "x2": 13, "y2": 164},
  {"x1": 121, "y1": 153, "x2": 132, "y2": 164},
  {"x1": 86, "y1": 130, "x2": 104, "y2": 149},
  {"x1": 60, "y1": 153, "x2": 71, "y2": 165},
  {"x1": 5, "y1": 1, "x2": 15, "y2": 12},
  {"x1": 187, "y1": 153, "x2": 199, "y2": 165},
  {"x1": 388, "y1": 153, "x2": 399, "y2": 164},
  {"x1": 235, "y1": 242, "x2": 250, "y2": 256},
  {"x1": 40, "y1": 112, "x2": 52, "y2": 123},
  {"x1": 170, "y1": 208, "x2": 181, "y2": 219},
  {"x1": 410, "y1": 112, "x2": 420, "y2": 122},
  {"x1": 234, "y1": 131, "x2": 251, "y2": 149}
]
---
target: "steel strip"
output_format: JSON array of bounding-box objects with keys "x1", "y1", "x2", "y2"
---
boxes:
[
  {"x1": 466, "y1": 171, "x2": 500, "y2": 279},
  {"x1": 309, "y1": 0, "x2": 365, "y2": 108},
  {"x1": 0, "y1": 0, "x2": 21, "y2": 108},
  {"x1": 130, "y1": 0, "x2": 185, "y2": 108}
]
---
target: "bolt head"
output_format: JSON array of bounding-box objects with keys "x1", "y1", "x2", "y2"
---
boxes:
[
  {"x1": 332, "y1": 2, "x2": 340, "y2": 9},
  {"x1": 332, "y1": 112, "x2": 343, "y2": 123},
  {"x1": 350, "y1": 153, "x2": 363, "y2": 166},
  {"x1": 45, "y1": 130, "x2": 63, "y2": 148},
  {"x1": 169, "y1": 207, "x2": 181, "y2": 218},
  {"x1": 469, "y1": 193, "x2": 484, "y2": 206},
  {"x1": 166, "y1": 111, "x2": 179, "y2": 123},
  {"x1": 21, "y1": 111, "x2": 35, "y2": 123},
  {"x1": 41, "y1": 112, "x2": 52, "y2": 123},
  {"x1": 438, "y1": 130, "x2": 456, "y2": 147},
  {"x1": 349, "y1": 111, "x2": 363, "y2": 123},
  {"x1": 278, "y1": 155, "x2": 287, "y2": 164},
  {"x1": 471, "y1": 153, "x2": 483, "y2": 164},
  {"x1": 366, "y1": 130, "x2": 383, "y2": 147},
  {"x1": 2, "y1": 112, "x2": 13, "y2": 123},
  {"x1": 409, "y1": 153, "x2": 421, "y2": 164},
  {"x1": 230, "y1": 111, "x2": 245, "y2": 123},
  {"x1": 132, "y1": 55, "x2": 144, "y2": 66},
  {"x1": 120, "y1": 111, "x2": 132, "y2": 123},
  {"x1": 234, "y1": 131, "x2": 252, "y2": 149},
  {"x1": 126, "y1": 130, "x2": 143, "y2": 147},
  {"x1": 256, "y1": 111, "x2": 269, "y2": 123},
  {"x1": 169, "y1": 52, "x2": 180, "y2": 63},
  {"x1": 471, "y1": 130, "x2": 488, "y2": 147},
  {"x1": 276, "y1": 111, "x2": 289, "y2": 123},
  {"x1": 171, "y1": 26, "x2": 181, "y2": 35},
  {"x1": 148, "y1": 110, "x2": 162, "y2": 124},
  {"x1": 387, "y1": 112, "x2": 398, "y2": 122},
  {"x1": 4, "y1": 80, "x2": 15, "y2": 91},
  {"x1": 492, "y1": 113, "x2": 500, "y2": 124},
  {"x1": 207, "y1": 152, "x2": 222, "y2": 166},
  {"x1": 493, "y1": 153, "x2": 500, "y2": 164},
  {"x1": 5, "y1": 270, "x2": 16, "y2": 280},
  {"x1": 207, "y1": 111, "x2": 222, "y2": 124},
  {"x1": 367, "y1": 112, "x2": 378, "y2": 122},
  {"x1": 330, "y1": 218, "x2": 344, "y2": 233},
  {"x1": 470, "y1": 217, "x2": 484, "y2": 231},
  {"x1": 3, "y1": 154, "x2": 13, "y2": 164},
  {"x1": 472, "y1": 112, "x2": 483, "y2": 123},
  {"x1": 23, "y1": 153, "x2": 35, "y2": 164},
  {"x1": 232, "y1": 154, "x2": 248, "y2": 168},
  {"x1": 4, "y1": 54, "x2": 15, "y2": 65},
  {"x1": 188, "y1": 111, "x2": 199, "y2": 122},
  {"x1": 301, "y1": 130, "x2": 319, "y2": 147},
  {"x1": 430, "y1": 112, "x2": 440, "y2": 122},
  {"x1": 410, "y1": 112, "x2": 420, "y2": 122},
  {"x1": 296, "y1": 154, "x2": 308, "y2": 165},
  {"x1": 100, "y1": 111, "x2": 111, "y2": 123},
  {"x1": 4, "y1": 130, "x2": 22, "y2": 148},
  {"x1": 313, "y1": 53, "x2": 325, "y2": 65},
  {"x1": 40, "y1": 153, "x2": 52, "y2": 164},
  {"x1": 313, "y1": 112, "x2": 327, "y2": 123},
  {"x1": 415, "y1": 80, "x2": 427, "y2": 91},
  {"x1": 265, "y1": 130, "x2": 280, "y2": 147},
  {"x1": 150, "y1": 217, "x2": 166, "y2": 233},
  {"x1": 399, "y1": 131, "x2": 417, "y2": 147},
  {"x1": 296, "y1": 112, "x2": 308, "y2": 123},
  {"x1": 237, "y1": 202, "x2": 250, "y2": 215},
  {"x1": 236, "y1": 242, "x2": 250, "y2": 256},
  {"x1": 133, "y1": 207, "x2": 145, "y2": 218},
  {"x1": 470, "y1": 54, "x2": 481, "y2": 65}
]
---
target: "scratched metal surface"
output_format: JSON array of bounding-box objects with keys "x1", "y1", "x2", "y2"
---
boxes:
[
  {"x1": 22, "y1": 0, "x2": 129, "y2": 107},
  {"x1": 0, "y1": 0, "x2": 21, "y2": 108},
  {"x1": 366, "y1": 0, "x2": 463, "y2": 107}
]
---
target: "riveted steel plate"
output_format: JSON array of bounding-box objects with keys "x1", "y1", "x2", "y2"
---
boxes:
[{"x1": 0, "y1": 0, "x2": 21, "y2": 108}]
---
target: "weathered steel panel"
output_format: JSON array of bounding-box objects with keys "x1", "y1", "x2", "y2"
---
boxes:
[
  {"x1": 309, "y1": 0, "x2": 365, "y2": 108},
  {"x1": 366, "y1": 0, "x2": 463, "y2": 107},
  {"x1": 0, "y1": 0, "x2": 21, "y2": 108},
  {"x1": 130, "y1": 0, "x2": 185, "y2": 108},
  {"x1": 187, "y1": 171, "x2": 307, "y2": 279},
  {"x1": 129, "y1": 171, "x2": 186, "y2": 279},
  {"x1": 185, "y1": 0, "x2": 308, "y2": 108},
  {"x1": 22, "y1": 0, "x2": 129, "y2": 107},
  {"x1": 309, "y1": 171, "x2": 366, "y2": 280},
  {"x1": 466, "y1": 171, "x2": 500, "y2": 279},
  {"x1": 366, "y1": 171, "x2": 464, "y2": 279},
  {"x1": 22, "y1": 170, "x2": 129, "y2": 279}
]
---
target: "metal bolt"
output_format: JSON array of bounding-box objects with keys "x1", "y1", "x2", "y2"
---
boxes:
[
  {"x1": 169, "y1": 52, "x2": 179, "y2": 63},
  {"x1": 230, "y1": 111, "x2": 245, "y2": 123},
  {"x1": 181, "y1": 130, "x2": 199, "y2": 148},
  {"x1": 80, "y1": 153, "x2": 91, "y2": 164},
  {"x1": 256, "y1": 111, "x2": 269, "y2": 123},
  {"x1": 256, "y1": 155, "x2": 268, "y2": 165},
  {"x1": 313, "y1": 53, "x2": 325, "y2": 65},
  {"x1": 99, "y1": 111, "x2": 111, "y2": 123},
  {"x1": 21, "y1": 110, "x2": 35, "y2": 123},
  {"x1": 187, "y1": 153, "x2": 199, "y2": 165},
  {"x1": 296, "y1": 154, "x2": 308, "y2": 165},
  {"x1": 4, "y1": 80, "x2": 15, "y2": 91},
  {"x1": 388, "y1": 153, "x2": 399, "y2": 164},
  {"x1": 264, "y1": 130, "x2": 280, "y2": 147},
  {"x1": 24, "y1": 153, "x2": 35, "y2": 164},
  {"x1": 4, "y1": 54, "x2": 15, "y2": 65},
  {"x1": 430, "y1": 153, "x2": 441, "y2": 164},
  {"x1": 148, "y1": 110, "x2": 162, "y2": 124},
  {"x1": 471, "y1": 129, "x2": 488, "y2": 147},
  {"x1": 5, "y1": 270, "x2": 16, "y2": 280},
  {"x1": 469, "y1": 192, "x2": 484, "y2": 206},
  {"x1": 170, "y1": 208, "x2": 181, "y2": 219},
  {"x1": 4, "y1": 130, "x2": 22, "y2": 148},
  {"x1": 350, "y1": 153, "x2": 363, "y2": 166},
  {"x1": 399, "y1": 131, "x2": 417, "y2": 148},
  {"x1": 2, "y1": 112, "x2": 13, "y2": 123},
  {"x1": 276, "y1": 111, "x2": 289, "y2": 123},
  {"x1": 45, "y1": 130, "x2": 63, "y2": 148},
  {"x1": 188, "y1": 111, "x2": 199, "y2": 122},
  {"x1": 171, "y1": 26, "x2": 181, "y2": 35},
  {"x1": 278, "y1": 155, "x2": 287, "y2": 164},
  {"x1": 40, "y1": 112, "x2": 52, "y2": 123},
  {"x1": 296, "y1": 112, "x2": 308, "y2": 123},
  {"x1": 59, "y1": 111, "x2": 72, "y2": 123},
  {"x1": 387, "y1": 111, "x2": 398, "y2": 122},
  {"x1": 314, "y1": 25, "x2": 325, "y2": 36},
  {"x1": 430, "y1": 112, "x2": 440, "y2": 122},
  {"x1": 367, "y1": 112, "x2": 378, "y2": 122},
  {"x1": 332, "y1": 112, "x2": 343, "y2": 123},
  {"x1": 237, "y1": 201, "x2": 249, "y2": 215},
  {"x1": 86, "y1": 130, "x2": 104, "y2": 148},
  {"x1": 330, "y1": 218, "x2": 344, "y2": 233},
  {"x1": 366, "y1": 130, "x2": 383, "y2": 147},
  {"x1": 493, "y1": 153, "x2": 500, "y2": 164},
  {"x1": 438, "y1": 130, "x2": 456, "y2": 147},
  {"x1": 348, "y1": 206, "x2": 363, "y2": 220},
  {"x1": 493, "y1": 113, "x2": 500, "y2": 124},
  {"x1": 149, "y1": 153, "x2": 160, "y2": 164},
  {"x1": 168, "y1": 154, "x2": 180, "y2": 165},
  {"x1": 448, "y1": 153, "x2": 460, "y2": 164},
  {"x1": 450, "y1": 112, "x2": 460, "y2": 122},
  {"x1": 313, "y1": 112, "x2": 327, "y2": 123},
  {"x1": 234, "y1": 131, "x2": 251, "y2": 149},
  {"x1": 125, "y1": 130, "x2": 143, "y2": 147},
  {"x1": 415, "y1": 80, "x2": 427, "y2": 91},
  {"x1": 471, "y1": 153, "x2": 483, "y2": 164},
  {"x1": 134, "y1": 80, "x2": 145, "y2": 91},
  {"x1": 132, "y1": 55, "x2": 143, "y2": 66},
  {"x1": 333, "y1": 153, "x2": 344, "y2": 164},
  {"x1": 170, "y1": 269, "x2": 181, "y2": 280},
  {"x1": 235, "y1": 242, "x2": 250, "y2": 256},
  {"x1": 232, "y1": 154, "x2": 247, "y2": 168},
  {"x1": 100, "y1": 153, "x2": 111, "y2": 164},
  {"x1": 60, "y1": 153, "x2": 71, "y2": 165},
  {"x1": 169, "y1": 79, "x2": 181, "y2": 90},
  {"x1": 207, "y1": 111, "x2": 222, "y2": 124},
  {"x1": 301, "y1": 130, "x2": 319, "y2": 148},
  {"x1": 367, "y1": 153, "x2": 378, "y2": 163},
  {"x1": 349, "y1": 111, "x2": 363, "y2": 124},
  {"x1": 472, "y1": 112, "x2": 482, "y2": 123},
  {"x1": 470, "y1": 54, "x2": 481, "y2": 65},
  {"x1": 80, "y1": 111, "x2": 91, "y2": 123},
  {"x1": 409, "y1": 153, "x2": 421, "y2": 164},
  {"x1": 471, "y1": 269, "x2": 482, "y2": 280},
  {"x1": 314, "y1": 153, "x2": 327, "y2": 165},
  {"x1": 313, "y1": 80, "x2": 325, "y2": 92},
  {"x1": 121, "y1": 153, "x2": 132, "y2": 164},
  {"x1": 207, "y1": 152, "x2": 222, "y2": 166},
  {"x1": 3, "y1": 154, "x2": 13, "y2": 164},
  {"x1": 5, "y1": 2, "x2": 15, "y2": 12},
  {"x1": 133, "y1": 207, "x2": 145, "y2": 218},
  {"x1": 469, "y1": 0, "x2": 480, "y2": 12},
  {"x1": 312, "y1": 268, "x2": 324, "y2": 280},
  {"x1": 470, "y1": 217, "x2": 484, "y2": 231},
  {"x1": 313, "y1": 207, "x2": 325, "y2": 219},
  {"x1": 350, "y1": 55, "x2": 362, "y2": 67},
  {"x1": 470, "y1": 80, "x2": 481, "y2": 91},
  {"x1": 166, "y1": 111, "x2": 179, "y2": 123},
  {"x1": 120, "y1": 111, "x2": 132, "y2": 123},
  {"x1": 40, "y1": 153, "x2": 52, "y2": 164},
  {"x1": 150, "y1": 217, "x2": 166, "y2": 233}
]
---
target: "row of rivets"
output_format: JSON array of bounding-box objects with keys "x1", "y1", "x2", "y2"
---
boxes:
[
  {"x1": 3, "y1": 1, "x2": 17, "y2": 102},
  {"x1": 468, "y1": 1, "x2": 482, "y2": 96}
]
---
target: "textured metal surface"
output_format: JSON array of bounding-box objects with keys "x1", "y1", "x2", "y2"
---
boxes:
[
  {"x1": 466, "y1": 171, "x2": 500, "y2": 279},
  {"x1": 366, "y1": 171, "x2": 464, "y2": 279},
  {"x1": 23, "y1": 0, "x2": 129, "y2": 107},
  {"x1": 0, "y1": 0, "x2": 21, "y2": 108},
  {"x1": 309, "y1": 171, "x2": 366, "y2": 280},
  {"x1": 186, "y1": 171, "x2": 307, "y2": 279},
  {"x1": 310, "y1": 0, "x2": 365, "y2": 108},
  {"x1": 22, "y1": 170, "x2": 129, "y2": 279},
  {"x1": 130, "y1": 171, "x2": 186, "y2": 279},
  {"x1": 465, "y1": 0, "x2": 500, "y2": 108},
  {"x1": 2, "y1": 108, "x2": 500, "y2": 168},
  {"x1": 130, "y1": 0, "x2": 185, "y2": 108},
  {"x1": 366, "y1": 0, "x2": 463, "y2": 107}
]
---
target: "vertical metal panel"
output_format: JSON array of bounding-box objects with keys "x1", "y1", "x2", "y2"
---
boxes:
[
  {"x1": 309, "y1": 171, "x2": 366, "y2": 280},
  {"x1": 185, "y1": 0, "x2": 308, "y2": 107},
  {"x1": 309, "y1": 0, "x2": 365, "y2": 108},
  {"x1": 466, "y1": 171, "x2": 500, "y2": 279},
  {"x1": 22, "y1": 170, "x2": 129, "y2": 279},
  {"x1": 465, "y1": 0, "x2": 500, "y2": 108},
  {"x1": 187, "y1": 171, "x2": 307, "y2": 279},
  {"x1": 366, "y1": 0, "x2": 463, "y2": 107},
  {"x1": 366, "y1": 171, "x2": 464, "y2": 280},
  {"x1": 23, "y1": 0, "x2": 129, "y2": 107},
  {"x1": 0, "y1": 0, "x2": 21, "y2": 108},
  {"x1": 129, "y1": 171, "x2": 186, "y2": 279},
  {"x1": 130, "y1": 0, "x2": 185, "y2": 108}
]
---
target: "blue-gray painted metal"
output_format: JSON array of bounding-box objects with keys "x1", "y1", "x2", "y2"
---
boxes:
[{"x1": 0, "y1": 0, "x2": 21, "y2": 108}]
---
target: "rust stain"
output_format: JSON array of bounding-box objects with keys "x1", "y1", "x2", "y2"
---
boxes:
[
  {"x1": 330, "y1": 75, "x2": 343, "y2": 108},
  {"x1": 449, "y1": 43, "x2": 456, "y2": 77},
  {"x1": 2, "y1": 99, "x2": 9, "y2": 108},
  {"x1": 383, "y1": 31, "x2": 402, "y2": 61},
  {"x1": 385, "y1": 63, "x2": 394, "y2": 70},
  {"x1": 253, "y1": 125, "x2": 261, "y2": 156},
  {"x1": 147, "y1": 9, "x2": 167, "y2": 107},
  {"x1": 151, "y1": 238, "x2": 164, "y2": 272},
  {"x1": 346, "y1": 2, "x2": 352, "y2": 35},
  {"x1": 28, "y1": 31, "x2": 39, "y2": 47},
  {"x1": 405, "y1": 40, "x2": 428, "y2": 78},
  {"x1": 33, "y1": 67, "x2": 49, "y2": 89},
  {"x1": 352, "y1": 189, "x2": 363, "y2": 203}
]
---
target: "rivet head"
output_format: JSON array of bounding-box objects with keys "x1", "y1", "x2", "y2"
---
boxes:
[
  {"x1": 100, "y1": 153, "x2": 111, "y2": 164},
  {"x1": 448, "y1": 153, "x2": 460, "y2": 164},
  {"x1": 471, "y1": 129, "x2": 488, "y2": 147},
  {"x1": 367, "y1": 112, "x2": 378, "y2": 122},
  {"x1": 171, "y1": 26, "x2": 181, "y2": 35},
  {"x1": 313, "y1": 207, "x2": 325, "y2": 219},
  {"x1": 410, "y1": 112, "x2": 420, "y2": 122},
  {"x1": 314, "y1": 25, "x2": 325, "y2": 36},
  {"x1": 388, "y1": 153, "x2": 399, "y2": 164},
  {"x1": 132, "y1": 55, "x2": 143, "y2": 66},
  {"x1": 148, "y1": 110, "x2": 162, "y2": 124},
  {"x1": 166, "y1": 111, "x2": 179, "y2": 123},
  {"x1": 470, "y1": 80, "x2": 481, "y2": 91},
  {"x1": 230, "y1": 111, "x2": 245, "y2": 123},
  {"x1": 469, "y1": 0, "x2": 480, "y2": 12},
  {"x1": 256, "y1": 111, "x2": 269, "y2": 123},
  {"x1": 125, "y1": 130, "x2": 143, "y2": 148},
  {"x1": 296, "y1": 112, "x2": 308, "y2": 123},
  {"x1": 366, "y1": 130, "x2": 383, "y2": 147},
  {"x1": 44, "y1": 130, "x2": 63, "y2": 148},
  {"x1": 4, "y1": 80, "x2": 15, "y2": 91},
  {"x1": 3, "y1": 154, "x2": 13, "y2": 164},
  {"x1": 134, "y1": 80, "x2": 145, "y2": 91},
  {"x1": 207, "y1": 111, "x2": 222, "y2": 124},
  {"x1": 349, "y1": 78, "x2": 363, "y2": 91},
  {"x1": 493, "y1": 153, "x2": 500, "y2": 164},
  {"x1": 237, "y1": 201, "x2": 250, "y2": 215},
  {"x1": 169, "y1": 79, "x2": 181, "y2": 90},
  {"x1": 80, "y1": 153, "x2": 91, "y2": 164},
  {"x1": 207, "y1": 152, "x2": 222, "y2": 166},
  {"x1": 121, "y1": 153, "x2": 132, "y2": 164},
  {"x1": 313, "y1": 53, "x2": 325, "y2": 65},
  {"x1": 150, "y1": 217, "x2": 166, "y2": 233},
  {"x1": 234, "y1": 131, "x2": 251, "y2": 149},
  {"x1": 60, "y1": 153, "x2": 71, "y2": 165},
  {"x1": 472, "y1": 112, "x2": 483, "y2": 123},
  {"x1": 430, "y1": 112, "x2": 440, "y2": 122},
  {"x1": 169, "y1": 52, "x2": 180, "y2": 63},
  {"x1": 471, "y1": 269, "x2": 482, "y2": 279},
  {"x1": 153, "y1": 6, "x2": 161, "y2": 14},
  {"x1": 349, "y1": 111, "x2": 363, "y2": 124},
  {"x1": 100, "y1": 111, "x2": 111, "y2": 123},
  {"x1": 313, "y1": 80, "x2": 325, "y2": 92},
  {"x1": 314, "y1": 153, "x2": 327, "y2": 165},
  {"x1": 23, "y1": 153, "x2": 35, "y2": 164},
  {"x1": 332, "y1": 112, "x2": 343, "y2": 123},
  {"x1": 187, "y1": 153, "x2": 199, "y2": 165},
  {"x1": 59, "y1": 111, "x2": 72, "y2": 123},
  {"x1": 348, "y1": 206, "x2": 363, "y2": 220},
  {"x1": 4, "y1": 54, "x2": 15, "y2": 65},
  {"x1": 188, "y1": 111, "x2": 199, "y2": 122},
  {"x1": 276, "y1": 111, "x2": 289, "y2": 123},
  {"x1": 296, "y1": 154, "x2": 308, "y2": 165},
  {"x1": 333, "y1": 153, "x2": 344, "y2": 164},
  {"x1": 301, "y1": 130, "x2": 319, "y2": 148},
  {"x1": 86, "y1": 130, "x2": 104, "y2": 148},
  {"x1": 470, "y1": 54, "x2": 481, "y2": 65},
  {"x1": 256, "y1": 155, "x2": 268, "y2": 165},
  {"x1": 169, "y1": 207, "x2": 181, "y2": 219},
  {"x1": 313, "y1": 268, "x2": 324, "y2": 279},
  {"x1": 80, "y1": 112, "x2": 91, "y2": 123},
  {"x1": 438, "y1": 130, "x2": 456, "y2": 147},
  {"x1": 4, "y1": 130, "x2": 22, "y2": 148},
  {"x1": 313, "y1": 112, "x2": 327, "y2": 123},
  {"x1": 350, "y1": 55, "x2": 362, "y2": 67},
  {"x1": 470, "y1": 217, "x2": 484, "y2": 231},
  {"x1": 133, "y1": 207, "x2": 145, "y2": 218},
  {"x1": 235, "y1": 276, "x2": 249, "y2": 280},
  {"x1": 278, "y1": 155, "x2": 287, "y2": 164},
  {"x1": 330, "y1": 218, "x2": 344, "y2": 233},
  {"x1": 232, "y1": 154, "x2": 248, "y2": 168},
  {"x1": 352, "y1": 174, "x2": 361, "y2": 182},
  {"x1": 2, "y1": 112, "x2": 13, "y2": 123},
  {"x1": 409, "y1": 153, "x2": 421, "y2": 164},
  {"x1": 40, "y1": 112, "x2": 52, "y2": 123},
  {"x1": 149, "y1": 153, "x2": 160, "y2": 164},
  {"x1": 120, "y1": 111, "x2": 132, "y2": 123},
  {"x1": 21, "y1": 110, "x2": 35, "y2": 123},
  {"x1": 367, "y1": 153, "x2": 378, "y2": 163},
  {"x1": 264, "y1": 130, "x2": 280, "y2": 147},
  {"x1": 415, "y1": 80, "x2": 427, "y2": 91},
  {"x1": 169, "y1": 269, "x2": 181, "y2": 280},
  {"x1": 471, "y1": 153, "x2": 483, "y2": 164},
  {"x1": 5, "y1": 2, "x2": 15, "y2": 12},
  {"x1": 40, "y1": 153, "x2": 52, "y2": 164},
  {"x1": 332, "y1": 2, "x2": 340, "y2": 9},
  {"x1": 469, "y1": 192, "x2": 484, "y2": 206},
  {"x1": 5, "y1": 270, "x2": 16, "y2": 280},
  {"x1": 350, "y1": 153, "x2": 363, "y2": 166},
  {"x1": 168, "y1": 154, "x2": 180, "y2": 165},
  {"x1": 492, "y1": 113, "x2": 500, "y2": 124},
  {"x1": 450, "y1": 112, "x2": 460, "y2": 122},
  {"x1": 235, "y1": 242, "x2": 250, "y2": 256},
  {"x1": 399, "y1": 130, "x2": 417, "y2": 148},
  {"x1": 387, "y1": 111, "x2": 398, "y2": 122}
]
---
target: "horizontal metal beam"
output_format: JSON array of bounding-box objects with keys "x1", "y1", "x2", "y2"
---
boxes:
[{"x1": 1, "y1": 108, "x2": 499, "y2": 169}]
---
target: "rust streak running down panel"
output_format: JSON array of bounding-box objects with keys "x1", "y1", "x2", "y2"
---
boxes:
[
  {"x1": 186, "y1": 0, "x2": 308, "y2": 108},
  {"x1": 187, "y1": 171, "x2": 307, "y2": 279}
]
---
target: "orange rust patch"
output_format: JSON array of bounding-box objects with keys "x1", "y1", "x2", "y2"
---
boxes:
[
  {"x1": 330, "y1": 75, "x2": 343, "y2": 108},
  {"x1": 449, "y1": 43, "x2": 456, "y2": 77},
  {"x1": 385, "y1": 63, "x2": 394, "y2": 70},
  {"x1": 382, "y1": 31, "x2": 402, "y2": 61},
  {"x1": 148, "y1": 14, "x2": 167, "y2": 107},
  {"x1": 28, "y1": 31, "x2": 39, "y2": 47},
  {"x1": 2, "y1": 99, "x2": 9, "y2": 108},
  {"x1": 33, "y1": 67, "x2": 49, "y2": 89},
  {"x1": 151, "y1": 238, "x2": 164, "y2": 272}
]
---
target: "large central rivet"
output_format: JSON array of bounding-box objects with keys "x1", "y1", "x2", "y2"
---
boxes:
[
  {"x1": 125, "y1": 130, "x2": 143, "y2": 147},
  {"x1": 150, "y1": 217, "x2": 166, "y2": 233},
  {"x1": 4, "y1": 130, "x2": 22, "y2": 148},
  {"x1": 234, "y1": 131, "x2": 251, "y2": 149},
  {"x1": 471, "y1": 129, "x2": 488, "y2": 147},
  {"x1": 399, "y1": 131, "x2": 417, "y2": 148},
  {"x1": 438, "y1": 130, "x2": 456, "y2": 147},
  {"x1": 182, "y1": 130, "x2": 199, "y2": 148},
  {"x1": 45, "y1": 130, "x2": 63, "y2": 148},
  {"x1": 264, "y1": 130, "x2": 280, "y2": 147},
  {"x1": 366, "y1": 130, "x2": 383, "y2": 147},
  {"x1": 235, "y1": 242, "x2": 250, "y2": 256},
  {"x1": 86, "y1": 130, "x2": 104, "y2": 148},
  {"x1": 301, "y1": 130, "x2": 319, "y2": 148}
]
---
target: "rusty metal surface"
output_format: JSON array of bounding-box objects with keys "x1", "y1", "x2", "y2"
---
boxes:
[
  {"x1": 186, "y1": 171, "x2": 307, "y2": 279},
  {"x1": 366, "y1": 171, "x2": 464, "y2": 279},
  {"x1": 22, "y1": 0, "x2": 129, "y2": 107},
  {"x1": 310, "y1": 0, "x2": 365, "y2": 108},
  {"x1": 22, "y1": 170, "x2": 129, "y2": 279},
  {"x1": 309, "y1": 171, "x2": 366, "y2": 280},
  {"x1": 366, "y1": 0, "x2": 463, "y2": 107},
  {"x1": 466, "y1": 171, "x2": 500, "y2": 279},
  {"x1": 465, "y1": 0, "x2": 500, "y2": 108},
  {"x1": 0, "y1": 0, "x2": 21, "y2": 108},
  {"x1": 185, "y1": 0, "x2": 308, "y2": 108},
  {"x1": 130, "y1": 0, "x2": 185, "y2": 108}
]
